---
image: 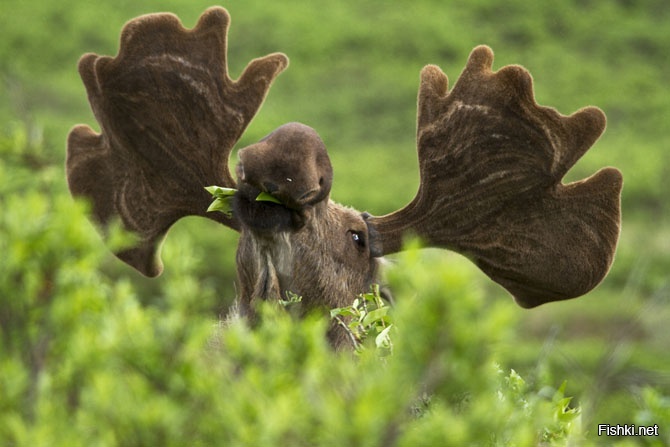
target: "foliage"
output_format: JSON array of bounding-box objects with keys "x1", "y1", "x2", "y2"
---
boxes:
[
  {"x1": 632, "y1": 388, "x2": 670, "y2": 447},
  {"x1": 205, "y1": 186, "x2": 237, "y2": 216},
  {"x1": 0, "y1": 173, "x2": 584, "y2": 445},
  {"x1": 330, "y1": 284, "x2": 394, "y2": 355}
]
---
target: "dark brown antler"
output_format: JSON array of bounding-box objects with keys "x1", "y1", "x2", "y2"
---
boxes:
[
  {"x1": 369, "y1": 46, "x2": 622, "y2": 308},
  {"x1": 66, "y1": 7, "x2": 288, "y2": 277}
]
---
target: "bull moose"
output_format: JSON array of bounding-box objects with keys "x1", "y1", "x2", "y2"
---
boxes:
[{"x1": 66, "y1": 7, "x2": 622, "y2": 347}]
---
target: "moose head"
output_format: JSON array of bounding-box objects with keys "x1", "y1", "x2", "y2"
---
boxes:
[{"x1": 66, "y1": 7, "x2": 622, "y2": 347}]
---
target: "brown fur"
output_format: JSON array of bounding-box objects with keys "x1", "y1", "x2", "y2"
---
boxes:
[
  {"x1": 235, "y1": 199, "x2": 379, "y2": 347},
  {"x1": 66, "y1": 8, "x2": 622, "y2": 348}
]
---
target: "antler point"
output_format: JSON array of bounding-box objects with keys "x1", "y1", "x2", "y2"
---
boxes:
[
  {"x1": 467, "y1": 45, "x2": 495, "y2": 72},
  {"x1": 197, "y1": 6, "x2": 231, "y2": 31},
  {"x1": 420, "y1": 65, "x2": 448, "y2": 94}
]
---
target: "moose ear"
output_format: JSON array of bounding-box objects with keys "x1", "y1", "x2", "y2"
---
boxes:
[
  {"x1": 369, "y1": 46, "x2": 622, "y2": 307},
  {"x1": 362, "y1": 212, "x2": 383, "y2": 258},
  {"x1": 66, "y1": 7, "x2": 288, "y2": 277}
]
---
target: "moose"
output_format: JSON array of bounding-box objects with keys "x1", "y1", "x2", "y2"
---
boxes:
[{"x1": 66, "y1": 7, "x2": 622, "y2": 347}]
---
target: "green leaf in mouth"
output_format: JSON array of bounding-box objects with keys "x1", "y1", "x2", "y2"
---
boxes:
[
  {"x1": 205, "y1": 186, "x2": 237, "y2": 217},
  {"x1": 205, "y1": 186, "x2": 237, "y2": 199},
  {"x1": 205, "y1": 186, "x2": 283, "y2": 216},
  {"x1": 255, "y1": 191, "x2": 283, "y2": 204}
]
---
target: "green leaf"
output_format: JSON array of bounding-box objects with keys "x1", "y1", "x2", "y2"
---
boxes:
[
  {"x1": 206, "y1": 198, "x2": 233, "y2": 216},
  {"x1": 362, "y1": 307, "x2": 389, "y2": 327},
  {"x1": 375, "y1": 324, "x2": 393, "y2": 349},
  {"x1": 205, "y1": 186, "x2": 237, "y2": 216},
  {"x1": 205, "y1": 185, "x2": 237, "y2": 198},
  {"x1": 255, "y1": 191, "x2": 282, "y2": 204},
  {"x1": 330, "y1": 307, "x2": 357, "y2": 318}
]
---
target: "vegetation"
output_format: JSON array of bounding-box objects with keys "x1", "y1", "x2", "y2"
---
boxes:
[{"x1": 1, "y1": 0, "x2": 668, "y2": 444}]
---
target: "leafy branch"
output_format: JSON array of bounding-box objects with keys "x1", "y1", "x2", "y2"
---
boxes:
[{"x1": 330, "y1": 284, "x2": 393, "y2": 355}]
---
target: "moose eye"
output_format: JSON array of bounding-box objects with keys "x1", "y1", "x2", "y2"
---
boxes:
[{"x1": 349, "y1": 230, "x2": 366, "y2": 249}]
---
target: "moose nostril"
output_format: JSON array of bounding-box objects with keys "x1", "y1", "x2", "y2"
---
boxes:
[
  {"x1": 263, "y1": 181, "x2": 279, "y2": 193},
  {"x1": 299, "y1": 188, "x2": 320, "y2": 203}
]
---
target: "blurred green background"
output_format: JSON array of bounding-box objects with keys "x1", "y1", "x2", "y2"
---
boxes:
[{"x1": 1, "y1": 0, "x2": 668, "y2": 440}]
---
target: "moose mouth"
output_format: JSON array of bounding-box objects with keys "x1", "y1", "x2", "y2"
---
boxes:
[{"x1": 233, "y1": 183, "x2": 308, "y2": 232}]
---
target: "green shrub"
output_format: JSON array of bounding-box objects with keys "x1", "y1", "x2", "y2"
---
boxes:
[
  {"x1": 2, "y1": 111, "x2": 668, "y2": 445},
  {"x1": 0, "y1": 151, "x2": 586, "y2": 447}
]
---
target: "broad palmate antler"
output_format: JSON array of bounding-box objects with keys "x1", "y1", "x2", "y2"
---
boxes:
[
  {"x1": 67, "y1": 7, "x2": 287, "y2": 277},
  {"x1": 370, "y1": 46, "x2": 622, "y2": 307}
]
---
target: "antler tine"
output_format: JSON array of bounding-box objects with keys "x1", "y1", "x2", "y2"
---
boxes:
[
  {"x1": 66, "y1": 7, "x2": 288, "y2": 277},
  {"x1": 370, "y1": 45, "x2": 622, "y2": 307}
]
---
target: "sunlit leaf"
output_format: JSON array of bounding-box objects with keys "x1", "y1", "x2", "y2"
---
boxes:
[
  {"x1": 362, "y1": 307, "x2": 389, "y2": 327},
  {"x1": 206, "y1": 198, "x2": 233, "y2": 216},
  {"x1": 204, "y1": 186, "x2": 236, "y2": 216},
  {"x1": 255, "y1": 191, "x2": 282, "y2": 204},
  {"x1": 205, "y1": 185, "x2": 237, "y2": 198}
]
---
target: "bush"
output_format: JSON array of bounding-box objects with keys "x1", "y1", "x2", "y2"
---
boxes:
[
  {"x1": 0, "y1": 141, "x2": 585, "y2": 446},
  {"x1": 2, "y1": 118, "x2": 668, "y2": 445}
]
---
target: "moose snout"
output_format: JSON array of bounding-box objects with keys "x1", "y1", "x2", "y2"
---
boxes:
[
  {"x1": 235, "y1": 122, "x2": 334, "y2": 209},
  {"x1": 261, "y1": 180, "x2": 319, "y2": 207},
  {"x1": 235, "y1": 161, "x2": 321, "y2": 209}
]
